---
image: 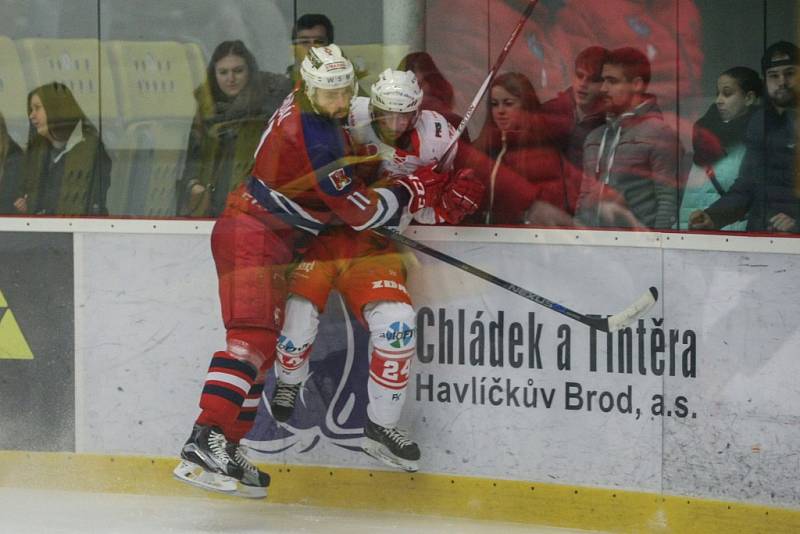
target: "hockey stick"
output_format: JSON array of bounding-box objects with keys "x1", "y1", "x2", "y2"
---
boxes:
[
  {"x1": 376, "y1": 0, "x2": 658, "y2": 330},
  {"x1": 374, "y1": 226, "x2": 658, "y2": 332},
  {"x1": 436, "y1": 0, "x2": 540, "y2": 169}
]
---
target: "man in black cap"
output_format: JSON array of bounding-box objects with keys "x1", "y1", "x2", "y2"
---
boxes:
[{"x1": 690, "y1": 41, "x2": 798, "y2": 232}]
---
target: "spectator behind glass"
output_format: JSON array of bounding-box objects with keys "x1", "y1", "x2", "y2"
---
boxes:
[
  {"x1": 178, "y1": 40, "x2": 293, "y2": 217},
  {"x1": 690, "y1": 41, "x2": 799, "y2": 233},
  {"x1": 678, "y1": 67, "x2": 761, "y2": 231},
  {"x1": 398, "y1": 52, "x2": 470, "y2": 143},
  {"x1": 576, "y1": 47, "x2": 684, "y2": 229},
  {"x1": 470, "y1": 72, "x2": 569, "y2": 225},
  {"x1": 541, "y1": 45, "x2": 609, "y2": 216},
  {"x1": 0, "y1": 113, "x2": 24, "y2": 214},
  {"x1": 15, "y1": 82, "x2": 110, "y2": 216},
  {"x1": 287, "y1": 14, "x2": 333, "y2": 83}
]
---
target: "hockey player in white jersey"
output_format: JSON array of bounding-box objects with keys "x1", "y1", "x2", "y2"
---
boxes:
[{"x1": 269, "y1": 69, "x2": 484, "y2": 471}]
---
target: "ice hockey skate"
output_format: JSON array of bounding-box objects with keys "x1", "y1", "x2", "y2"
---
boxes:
[
  {"x1": 173, "y1": 424, "x2": 244, "y2": 495},
  {"x1": 270, "y1": 379, "x2": 302, "y2": 422},
  {"x1": 226, "y1": 442, "x2": 270, "y2": 498},
  {"x1": 362, "y1": 419, "x2": 420, "y2": 472}
]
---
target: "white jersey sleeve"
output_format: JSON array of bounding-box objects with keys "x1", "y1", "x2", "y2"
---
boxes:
[{"x1": 347, "y1": 100, "x2": 458, "y2": 229}]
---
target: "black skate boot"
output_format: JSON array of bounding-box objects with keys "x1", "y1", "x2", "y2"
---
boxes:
[
  {"x1": 362, "y1": 419, "x2": 420, "y2": 472},
  {"x1": 270, "y1": 379, "x2": 302, "y2": 422},
  {"x1": 226, "y1": 442, "x2": 270, "y2": 499},
  {"x1": 173, "y1": 424, "x2": 244, "y2": 494}
]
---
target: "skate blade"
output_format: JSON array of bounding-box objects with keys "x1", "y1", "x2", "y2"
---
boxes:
[
  {"x1": 173, "y1": 460, "x2": 239, "y2": 495},
  {"x1": 234, "y1": 482, "x2": 268, "y2": 499},
  {"x1": 362, "y1": 440, "x2": 419, "y2": 473}
]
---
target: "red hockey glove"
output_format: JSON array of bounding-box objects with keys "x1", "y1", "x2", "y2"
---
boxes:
[
  {"x1": 396, "y1": 164, "x2": 448, "y2": 213},
  {"x1": 435, "y1": 168, "x2": 485, "y2": 224}
]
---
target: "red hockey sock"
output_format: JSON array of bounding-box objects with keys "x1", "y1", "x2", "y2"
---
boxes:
[
  {"x1": 196, "y1": 351, "x2": 257, "y2": 434},
  {"x1": 226, "y1": 381, "x2": 264, "y2": 443}
]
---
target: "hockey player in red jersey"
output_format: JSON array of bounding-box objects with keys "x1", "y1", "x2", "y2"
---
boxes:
[
  {"x1": 267, "y1": 69, "x2": 484, "y2": 472},
  {"x1": 173, "y1": 47, "x2": 449, "y2": 497}
]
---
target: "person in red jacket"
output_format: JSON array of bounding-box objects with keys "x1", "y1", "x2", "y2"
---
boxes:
[
  {"x1": 173, "y1": 45, "x2": 448, "y2": 498},
  {"x1": 540, "y1": 46, "x2": 609, "y2": 216},
  {"x1": 471, "y1": 72, "x2": 570, "y2": 225}
]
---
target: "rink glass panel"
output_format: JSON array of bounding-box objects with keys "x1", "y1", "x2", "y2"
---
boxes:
[
  {"x1": 0, "y1": 0, "x2": 799, "y2": 520},
  {"x1": 0, "y1": 0, "x2": 796, "y2": 223}
]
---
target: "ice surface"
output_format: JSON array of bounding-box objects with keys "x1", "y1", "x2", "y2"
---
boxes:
[{"x1": 0, "y1": 487, "x2": 608, "y2": 534}]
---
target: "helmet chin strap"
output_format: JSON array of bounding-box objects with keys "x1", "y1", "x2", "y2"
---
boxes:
[{"x1": 304, "y1": 86, "x2": 322, "y2": 115}]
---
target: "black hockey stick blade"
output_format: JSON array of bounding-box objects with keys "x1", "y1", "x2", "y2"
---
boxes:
[{"x1": 374, "y1": 227, "x2": 658, "y2": 332}]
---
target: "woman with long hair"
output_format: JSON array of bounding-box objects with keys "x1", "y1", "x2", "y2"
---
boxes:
[
  {"x1": 15, "y1": 82, "x2": 110, "y2": 215},
  {"x1": 471, "y1": 72, "x2": 569, "y2": 225},
  {"x1": 178, "y1": 40, "x2": 292, "y2": 217}
]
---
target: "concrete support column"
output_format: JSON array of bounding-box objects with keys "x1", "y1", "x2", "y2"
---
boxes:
[{"x1": 382, "y1": 0, "x2": 425, "y2": 70}]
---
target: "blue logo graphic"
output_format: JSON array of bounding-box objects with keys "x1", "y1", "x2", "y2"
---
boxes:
[
  {"x1": 242, "y1": 294, "x2": 371, "y2": 459},
  {"x1": 385, "y1": 321, "x2": 414, "y2": 349}
]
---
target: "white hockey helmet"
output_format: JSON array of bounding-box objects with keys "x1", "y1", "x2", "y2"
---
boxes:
[
  {"x1": 370, "y1": 69, "x2": 423, "y2": 113},
  {"x1": 300, "y1": 44, "x2": 356, "y2": 91}
]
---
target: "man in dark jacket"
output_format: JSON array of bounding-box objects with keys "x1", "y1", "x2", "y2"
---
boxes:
[
  {"x1": 690, "y1": 41, "x2": 799, "y2": 233},
  {"x1": 286, "y1": 13, "x2": 334, "y2": 83},
  {"x1": 576, "y1": 47, "x2": 684, "y2": 229}
]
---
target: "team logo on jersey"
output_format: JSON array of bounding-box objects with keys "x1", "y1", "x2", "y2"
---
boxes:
[
  {"x1": 328, "y1": 168, "x2": 351, "y2": 191},
  {"x1": 371, "y1": 280, "x2": 409, "y2": 294},
  {"x1": 295, "y1": 260, "x2": 316, "y2": 274},
  {"x1": 383, "y1": 321, "x2": 415, "y2": 349}
]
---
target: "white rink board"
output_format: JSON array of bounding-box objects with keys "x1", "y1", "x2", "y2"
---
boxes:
[
  {"x1": 75, "y1": 233, "x2": 224, "y2": 455},
  {"x1": 72, "y1": 229, "x2": 800, "y2": 510},
  {"x1": 404, "y1": 241, "x2": 666, "y2": 492}
]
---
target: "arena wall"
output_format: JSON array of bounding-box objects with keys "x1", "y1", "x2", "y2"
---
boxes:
[{"x1": 1, "y1": 219, "x2": 799, "y2": 532}]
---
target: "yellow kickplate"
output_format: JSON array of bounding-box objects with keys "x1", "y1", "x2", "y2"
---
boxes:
[{"x1": 0, "y1": 451, "x2": 797, "y2": 533}]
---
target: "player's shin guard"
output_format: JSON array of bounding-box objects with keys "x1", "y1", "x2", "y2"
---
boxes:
[
  {"x1": 271, "y1": 296, "x2": 319, "y2": 422},
  {"x1": 274, "y1": 295, "x2": 319, "y2": 385},
  {"x1": 362, "y1": 301, "x2": 420, "y2": 471},
  {"x1": 365, "y1": 302, "x2": 415, "y2": 426}
]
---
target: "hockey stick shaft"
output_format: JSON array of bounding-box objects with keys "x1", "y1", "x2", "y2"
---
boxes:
[
  {"x1": 437, "y1": 0, "x2": 540, "y2": 168},
  {"x1": 373, "y1": 226, "x2": 658, "y2": 332}
]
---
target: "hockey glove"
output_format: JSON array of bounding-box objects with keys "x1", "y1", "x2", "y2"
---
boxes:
[
  {"x1": 435, "y1": 168, "x2": 485, "y2": 224},
  {"x1": 396, "y1": 164, "x2": 449, "y2": 213}
]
